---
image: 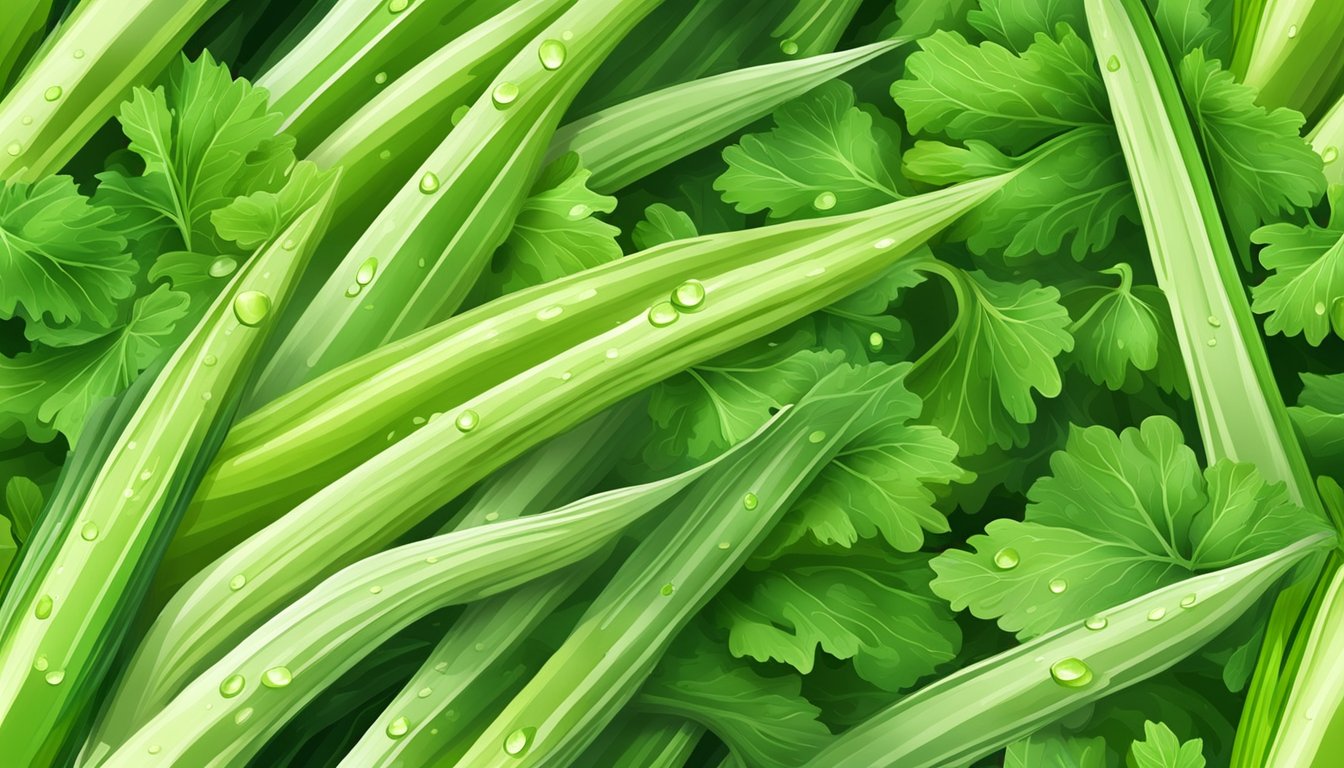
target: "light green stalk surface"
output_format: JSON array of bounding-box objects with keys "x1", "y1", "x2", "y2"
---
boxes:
[
  {"x1": 0, "y1": 1, "x2": 51, "y2": 90},
  {"x1": 255, "y1": 0, "x2": 664, "y2": 401},
  {"x1": 0, "y1": 181, "x2": 338, "y2": 767},
  {"x1": 128, "y1": 176, "x2": 1007, "y2": 749},
  {"x1": 804, "y1": 534, "x2": 1333, "y2": 768},
  {"x1": 1087, "y1": 0, "x2": 1316, "y2": 503},
  {"x1": 454, "y1": 365, "x2": 894, "y2": 766},
  {"x1": 94, "y1": 448, "x2": 730, "y2": 767},
  {"x1": 549, "y1": 40, "x2": 902, "y2": 193},
  {"x1": 1309, "y1": 93, "x2": 1343, "y2": 186},
  {"x1": 0, "y1": 0, "x2": 228, "y2": 181},
  {"x1": 1235, "y1": 0, "x2": 1344, "y2": 120},
  {"x1": 772, "y1": 0, "x2": 865, "y2": 58},
  {"x1": 1265, "y1": 561, "x2": 1344, "y2": 766}
]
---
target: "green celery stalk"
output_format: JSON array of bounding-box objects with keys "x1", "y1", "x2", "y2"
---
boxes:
[
  {"x1": 771, "y1": 0, "x2": 865, "y2": 58},
  {"x1": 0, "y1": 0, "x2": 228, "y2": 181},
  {"x1": 253, "y1": 0, "x2": 664, "y2": 401},
  {"x1": 256, "y1": 0, "x2": 514, "y2": 153},
  {"x1": 1309, "y1": 92, "x2": 1343, "y2": 185},
  {"x1": 452, "y1": 364, "x2": 897, "y2": 766},
  {"x1": 549, "y1": 40, "x2": 902, "y2": 193},
  {"x1": 307, "y1": 0, "x2": 572, "y2": 238},
  {"x1": 0, "y1": 1, "x2": 51, "y2": 90},
  {"x1": 127, "y1": 176, "x2": 1008, "y2": 743},
  {"x1": 0, "y1": 178, "x2": 339, "y2": 766},
  {"x1": 1234, "y1": 0, "x2": 1344, "y2": 120},
  {"x1": 803, "y1": 534, "x2": 1333, "y2": 768},
  {"x1": 91, "y1": 429, "x2": 753, "y2": 766},
  {"x1": 575, "y1": 717, "x2": 704, "y2": 768}
]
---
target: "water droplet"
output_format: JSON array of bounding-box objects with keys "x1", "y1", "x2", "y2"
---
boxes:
[
  {"x1": 232, "y1": 291, "x2": 272, "y2": 327},
  {"x1": 743, "y1": 492, "x2": 759, "y2": 510},
  {"x1": 369, "y1": 585, "x2": 382, "y2": 594},
  {"x1": 148, "y1": 745, "x2": 161, "y2": 755},
  {"x1": 388, "y1": 0, "x2": 410, "y2": 12},
  {"x1": 34, "y1": 595, "x2": 52, "y2": 620},
  {"x1": 537, "y1": 305, "x2": 563, "y2": 321},
  {"x1": 492, "y1": 82, "x2": 520, "y2": 108},
  {"x1": 504, "y1": 727, "x2": 535, "y2": 756},
  {"x1": 345, "y1": 283, "x2": 362, "y2": 298},
  {"x1": 379, "y1": 148, "x2": 392, "y2": 160},
  {"x1": 604, "y1": 348, "x2": 619, "y2": 360},
  {"x1": 1048, "y1": 578, "x2": 1068, "y2": 594},
  {"x1": 1207, "y1": 315, "x2": 1221, "y2": 327},
  {"x1": 80, "y1": 521, "x2": 99, "y2": 541},
  {"x1": 201, "y1": 391, "x2": 213, "y2": 402},
  {"x1": 434, "y1": 661, "x2": 449, "y2": 673},
  {"x1": 874, "y1": 237, "x2": 896, "y2": 249},
  {"x1": 1147, "y1": 606, "x2": 1166, "y2": 621},
  {"x1": 1180, "y1": 593, "x2": 1197, "y2": 608},
  {"x1": 387, "y1": 716, "x2": 410, "y2": 738},
  {"x1": 1084, "y1": 615, "x2": 1107, "y2": 630},
  {"x1": 451, "y1": 105, "x2": 469, "y2": 125},
  {"x1": 647, "y1": 302, "x2": 678, "y2": 327},
  {"x1": 808, "y1": 430, "x2": 827, "y2": 443},
  {"x1": 234, "y1": 707, "x2": 254, "y2": 725},
  {"x1": 993, "y1": 548, "x2": 1020, "y2": 570},
  {"x1": 561, "y1": 371, "x2": 572, "y2": 381},
  {"x1": 1050, "y1": 657, "x2": 1093, "y2": 687},
  {"x1": 208, "y1": 257, "x2": 237, "y2": 278},
  {"x1": 122, "y1": 488, "x2": 134, "y2": 499},
  {"x1": 660, "y1": 583, "x2": 675, "y2": 596},
  {"x1": 455, "y1": 409, "x2": 479, "y2": 432},
  {"x1": 34, "y1": 655, "x2": 48, "y2": 671},
  {"x1": 229, "y1": 574, "x2": 247, "y2": 591},
  {"x1": 718, "y1": 541, "x2": 731, "y2": 550},
  {"x1": 419, "y1": 172, "x2": 440, "y2": 194},
  {"x1": 73, "y1": 49, "x2": 85, "y2": 59},
  {"x1": 671, "y1": 280, "x2": 706, "y2": 310},
  {"x1": 417, "y1": 687, "x2": 432, "y2": 698},
  {"x1": 45, "y1": 669, "x2": 65, "y2": 685},
  {"x1": 356, "y1": 257, "x2": 378, "y2": 286},
  {"x1": 1206, "y1": 338, "x2": 1217, "y2": 347},
  {"x1": 484, "y1": 511, "x2": 500, "y2": 522},
  {"x1": 374, "y1": 71, "x2": 387, "y2": 85},
  {"x1": 5, "y1": 142, "x2": 20, "y2": 157},
  {"x1": 262, "y1": 666, "x2": 292, "y2": 688},
  {"x1": 473, "y1": 642, "x2": 485, "y2": 651},
  {"x1": 20, "y1": 115, "x2": 32, "y2": 125},
  {"x1": 1106, "y1": 55, "x2": 1121, "y2": 72},
  {"x1": 1288, "y1": 24, "x2": 1298, "y2": 39},
  {"x1": 780, "y1": 39, "x2": 799, "y2": 55},
  {"x1": 538, "y1": 39, "x2": 567, "y2": 70},
  {"x1": 568, "y1": 203, "x2": 590, "y2": 219},
  {"x1": 1324, "y1": 146, "x2": 1339, "y2": 164},
  {"x1": 868, "y1": 332, "x2": 883, "y2": 351},
  {"x1": 1315, "y1": 301, "x2": 1327, "y2": 316},
  {"x1": 43, "y1": 86, "x2": 62, "y2": 102},
  {"x1": 203, "y1": 354, "x2": 217, "y2": 366},
  {"x1": 426, "y1": 555, "x2": 440, "y2": 564},
  {"x1": 813, "y1": 191, "x2": 836, "y2": 210}
]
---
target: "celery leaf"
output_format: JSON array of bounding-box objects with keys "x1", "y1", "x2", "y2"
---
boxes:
[
  {"x1": 967, "y1": 0, "x2": 1088, "y2": 53},
  {"x1": 931, "y1": 417, "x2": 1328, "y2": 638},
  {"x1": 2, "y1": 475, "x2": 41, "y2": 543},
  {"x1": 211, "y1": 161, "x2": 339, "y2": 249},
  {"x1": 1289, "y1": 372, "x2": 1344, "y2": 463},
  {"x1": 1251, "y1": 185, "x2": 1344, "y2": 344},
  {"x1": 632, "y1": 203, "x2": 697, "y2": 251},
  {"x1": 1129, "y1": 721, "x2": 1206, "y2": 768},
  {"x1": 1005, "y1": 727, "x2": 1107, "y2": 768},
  {"x1": 1062, "y1": 264, "x2": 1186, "y2": 394}
]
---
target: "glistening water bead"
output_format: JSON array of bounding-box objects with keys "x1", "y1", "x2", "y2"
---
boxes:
[
  {"x1": 504, "y1": 727, "x2": 534, "y2": 756},
  {"x1": 1049, "y1": 657, "x2": 1093, "y2": 688},
  {"x1": 262, "y1": 666, "x2": 293, "y2": 688},
  {"x1": 813, "y1": 191, "x2": 837, "y2": 210},
  {"x1": 647, "y1": 302, "x2": 678, "y2": 327},
  {"x1": 743, "y1": 492, "x2": 759, "y2": 510},
  {"x1": 538, "y1": 39, "x2": 567, "y2": 70},
  {"x1": 1106, "y1": 55, "x2": 1121, "y2": 71},
  {"x1": 387, "y1": 716, "x2": 410, "y2": 738},
  {"x1": 455, "y1": 409, "x2": 480, "y2": 432},
  {"x1": 208, "y1": 257, "x2": 237, "y2": 277},
  {"x1": 671, "y1": 280, "x2": 705, "y2": 311},
  {"x1": 492, "y1": 82, "x2": 520, "y2": 108},
  {"x1": 232, "y1": 291, "x2": 272, "y2": 327},
  {"x1": 220, "y1": 674, "x2": 245, "y2": 698},
  {"x1": 356, "y1": 257, "x2": 378, "y2": 286},
  {"x1": 419, "y1": 171, "x2": 440, "y2": 194},
  {"x1": 43, "y1": 86, "x2": 62, "y2": 102},
  {"x1": 1084, "y1": 615, "x2": 1107, "y2": 630},
  {"x1": 992, "y1": 547, "x2": 1020, "y2": 570}
]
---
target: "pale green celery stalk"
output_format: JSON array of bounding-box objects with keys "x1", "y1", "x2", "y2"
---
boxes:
[
  {"x1": 0, "y1": 180, "x2": 338, "y2": 767},
  {"x1": 1087, "y1": 0, "x2": 1317, "y2": 502},
  {"x1": 452, "y1": 365, "x2": 891, "y2": 767},
  {"x1": 575, "y1": 717, "x2": 704, "y2": 768},
  {"x1": 254, "y1": 0, "x2": 663, "y2": 402},
  {"x1": 127, "y1": 177, "x2": 1007, "y2": 749},
  {"x1": 772, "y1": 0, "x2": 865, "y2": 58},
  {"x1": 1309, "y1": 92, "x2": 1343, "y2": 185},
  {"x1": 0, "y1": 1, "x2": 51, "y2": 90},
  {"x1": 803, "y1": 534, "x2": 1333, "y2": 768},
  {"x1": 256, "y1": 0, "x2": 513, "y2": 153},
  {"x1": 0, "y1": 0, "x2": 228, "y2": 181},
  {"x1": 1265, "y1": 555, "x2": 1344, "y2": 765},
  {"x1": 1234, "y1": 0, "x2": 1344, "y2": 120},
  {"x1": 549, "y1": 40, "x2": 902, "y2": 193},
  {"x1": 330, "y1": 409, "x2": 631, "y2": 767},
  {"x1": 93, "y1": 431, "x2": 751, "y2": 767},
  {"x1": 307, "y1": 0, "x2": 572, "y2": 237}
]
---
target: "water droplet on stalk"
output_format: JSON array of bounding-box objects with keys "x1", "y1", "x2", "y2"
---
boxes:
[
  {"x1": 1147, "y1": 606, "x2": 1166, "y2": 621},
  {"x1": 1050, "y1": 657, "x2": 1093, "y2": 687},
  {"x1": 492, "y1": 82, "x2": 520, "y2": 108},
  {"x1": 1287, "y1": 24, "x2": 1298, "y2": 38},
  {"x1": 204, "y1": 354, "x2": 217, "y2": 366},
  {"x1": 780, "y1": 39, "x2": 799, "y2": 55},
  {"x1": 671, "y1": 280, "x2": 706, "y2": 310},
  {"x1": 868, "y1": 332, "x2": 883, "y2": 351},
  {"x1": 1207, "y1": 315, "x2": 1221, "y2": 327},
  {"x1": 235, "y1": 707, "x2": 254, "y2": 725},
  {"x1": 5, "y1": 143, "x2": 20, "y2": 157},
  {"x1": 1324, "y1": 146, "x2": 1339, "y2": 164},
  {"x1": 647, "y1": 302, "x2": 678, "y2": 327},
  {"x1": 34, "y1": 595, "x2": 52, "y2": 619},
  {"x1": 417, "y1": 687, "x2": 432, "y2": 698},
  {"x1": 43, "y1": 86, "x2": 62, "y2": 102},
  {"x1": 504, "y1": 727, "x2": 535, "y2": 756},
  {"x1": 387, "y1": 716, "x2": 410, "y2": 738},
  {"x1": 262, "y1": 666, "x2": 292, "y2": 688},
  {"x1": 1084, "y1": 615, "x2": 1107, "y2": 630},
  {"x1": 874, "y1": 237, "x2": 895, "y2": 249},
  {"x1": 45, "y1": 669, "x2": 65, "y2": 685},
  {"x1": 1315, "y1": 301, "x2": 1327, "y2": 316},
  {"x1": 1180, "y1": 593, "x2": 1197, "y2": 607},
  {"x1": 808, "y1": 430, "x2": 826, "y2": 443},
  {"x1": 1106, "y1": 55, "x2": 1121, "y2": 71},
  {"x1": 993, "y1": 548, "x2": 1020, "y2": 570},
  {"x1": 419, "y1": 172, "x2": 440, "y2": 194},
  {"x1": 369, "y1": 585, "x2": 382, "y2": 594},
  {"x1": 148, "y1": 745, "x2": 161, "y2": 755},
  {"x1": 743, "y1": 492, "x2": 759, "y2": 510},
  {"x1": 455, "y1": 409, "x2": 479, "y2": 432},
  {"x1": 660, "y1": 583, "x2": 675, "y2": 596},
  {"x1": 34, "y1": 655, "x2": 48, "y2": 671},
  {"x1": 81, "y1": 522, "x2": 99, "y2": 541},
  {"x1": 356, "y1": 257, "x2": 378, "y2": 286},
  {"x1": 233, "y1": 291, "x2": 271, "y2": 326},
  {"x1": 537, "y1": 305, "x2": 563, "y2": 320},
  {"x1": 229, "y1": 574, "x2": 247, "y2": 591},
  {"x1": 605, "y1": 348, "x2": 619, "y2": 360},
  {"x1": 538, "y1": 40, "x2": 567, "y2": 70},
  {"x1": 374, "y1": 71, "x2": 387, "y2": 84},
  {"x1": 388, "y1": 0, "x2": 410, "y2": 12}
]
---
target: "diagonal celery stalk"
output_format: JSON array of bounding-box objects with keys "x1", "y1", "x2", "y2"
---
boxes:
[
  {"x1": 1309, "y1": 92, "x2": 1343, "y2": 185},
  {"x1": 578, "y1": 717, "x2": 704, "y2": 767},
  {"x1": 0, "y1": 177, "x2": 339, "y2": 767},
  {"x1": 453, "y1": 365, "x2": 900, "y2": 767},
  {"x1": 126, "y1": 176, "x2": 1009, "y2": 743},
  {"x1": 0, "y1": 0, "x2": 51, "y2": 90},
  {"x1": 256, "y1": 0, "x2": 517, "y2": 153},
  {"x1": 0, "y1": 0, "x2": 228, "y2": 181},
  {"x1": 803, "y1": 534, "x2": 1333, "y2": 768},
  {"x1": 254, "y1": 0, "x2": 665, "y2": 402},
  {"x1": 549, "y1": 40, "x2": 903, "y2": 193},
  {"x1": 771, "y1": 0, "x2": 865, "y2": 58},
  {"x1": 91, "y1": 423, "x2": 759, "y2": 766},
  {"x1": 1233, "y1": 0, "x2": 1344, "y2": 121},
  {"x1": 307, "y1": 0, "x2": 572, "y2": 235}
]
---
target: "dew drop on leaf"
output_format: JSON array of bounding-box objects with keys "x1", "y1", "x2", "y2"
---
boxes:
[
  {"x1": 388, "y1": 0, "x2": 409, "y2": 12},
  {"x1": 44, "y1": 669, "x2": 65, "y2": 685},
  {"x1": 1315, "y1": 301, "x2": 1327, "y2": 316},
  {"x1": 1324, "y1": 146, "x2": 1339, "y2": 164},
  {"x1": 43, "y1": 86, "x2": 62, "y2": 102},
  {"x1": 1287, "y1": 24, "x2": 1298, "y2": 38},
  {"x1": 234, "y1": 707, "x2": 254, "y2": 725},
  {"x1": 208, "y1": 257, "x2": 237, "y2": 278},
  {"x1": 813, "y1": 191, "x2": 837, "y2": 210},
  {"x1": 34, "y1": 655, "x2": 48, "y2": 671},
  {"x1": 660, "y1": 583, "x2": 675, "y2": 596},
  {"x1": 1207, "y1": 315, "x2": 1221, "y2": 327},
  {"x1": 374, "y1": 71, "x2": 387, "y2": 85},
  {"x1": 779, "y1": 39, "x2": 799, "y2": 55},
  {"x1": 1180, "y1": 593, "x2": 1197, "y2": 608},
  {"x1": 417, "y1": 687, "x2": 432, "y2": 698},
  {"x1": 1048, "y1": 578, "x2": 1067, "y2": 594},
  {"x1": 868, "y1": 332, "x2": 883, "y2": 351},
  {"x1": 229, "y1": 574, "x2": 247, "y2": 591},
  {"x1": 992, "y1": 548, "x2": 1020, "y2": 570},
  {"x1": 537, "y1": 305, "x2": 563, "y2": 321},
  {"x1": 808, "y1": 430, "x2": 827, "y2": 443},
  {"x1": 1049, "y1": 657, "x2": 1093, "y2": 688},
  {"x1": 874, "y1": 237, "x2": 895, "y2": 249},
  {"x1": 80, "y1": 522, "x2": 98, "y2": 541},
  {"x1": 5, "y1": 142, "x2": 20, "y2": 157}
]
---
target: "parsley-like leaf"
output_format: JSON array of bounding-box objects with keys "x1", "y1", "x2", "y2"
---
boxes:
[
  {"x1": 717, "y1": 543, "x2": 961, "y2": 691},
  {"x1": 1250, "y1": 185, "x2": 1344, "y2": 344},
  {"x1": 931, "y1": 416, "x2": 1328, "y2": 638},
  {"x1": 716, "y1": 81, "x2": 903, "y2": 220},
  {"x1": 1063, "y1": 263, "x2": 1187, "y2": 394},
  {"x1": 0, "y1": 176, "x2": 136, "y2": 334},
  {"x1": 3, "y1": 475, "x2": 42, "y2": 544},
  {"x1": 968, "y1": 0, "x2": 1088, "y2": 53},
  {"x1": 1290, "y1": 372, "x2": 1344, "y2": 464},
  {"x1": 1005, "y1": 726, "x2": 1107, "y2": 768},
  {"x1": 211, "y1": 161, "x2": 338, "y2": 250},
  {"x1": 908, "y1": 267, "x2": 1073, "y2": 454},
  {"x1": 632, "y1": 203, "x2": 698, "y2": 251},
  {"x1": 1130, "y1": 721, "x2": 1206, "y2": 768}
]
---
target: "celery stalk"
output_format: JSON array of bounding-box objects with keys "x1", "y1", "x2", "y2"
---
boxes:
[
  {"x1": 0, "y1": 1, "x2": 51, "y2": 91},
  {"x1": 0, "y1": 177, "x2": 339, "y2": 766},
  {"x1": 1235, "y1": 0, "x2": 1344, "y2": 121},
  {"x1": 123, "y1": 177, "x2": 1007, "y2": 745},
  {"x1": 1309, "y1": 92, "x2": 1343, "y2": 186},
  {"x1": 576, "y1": 717, "x2": 704, "y2": 768}
]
